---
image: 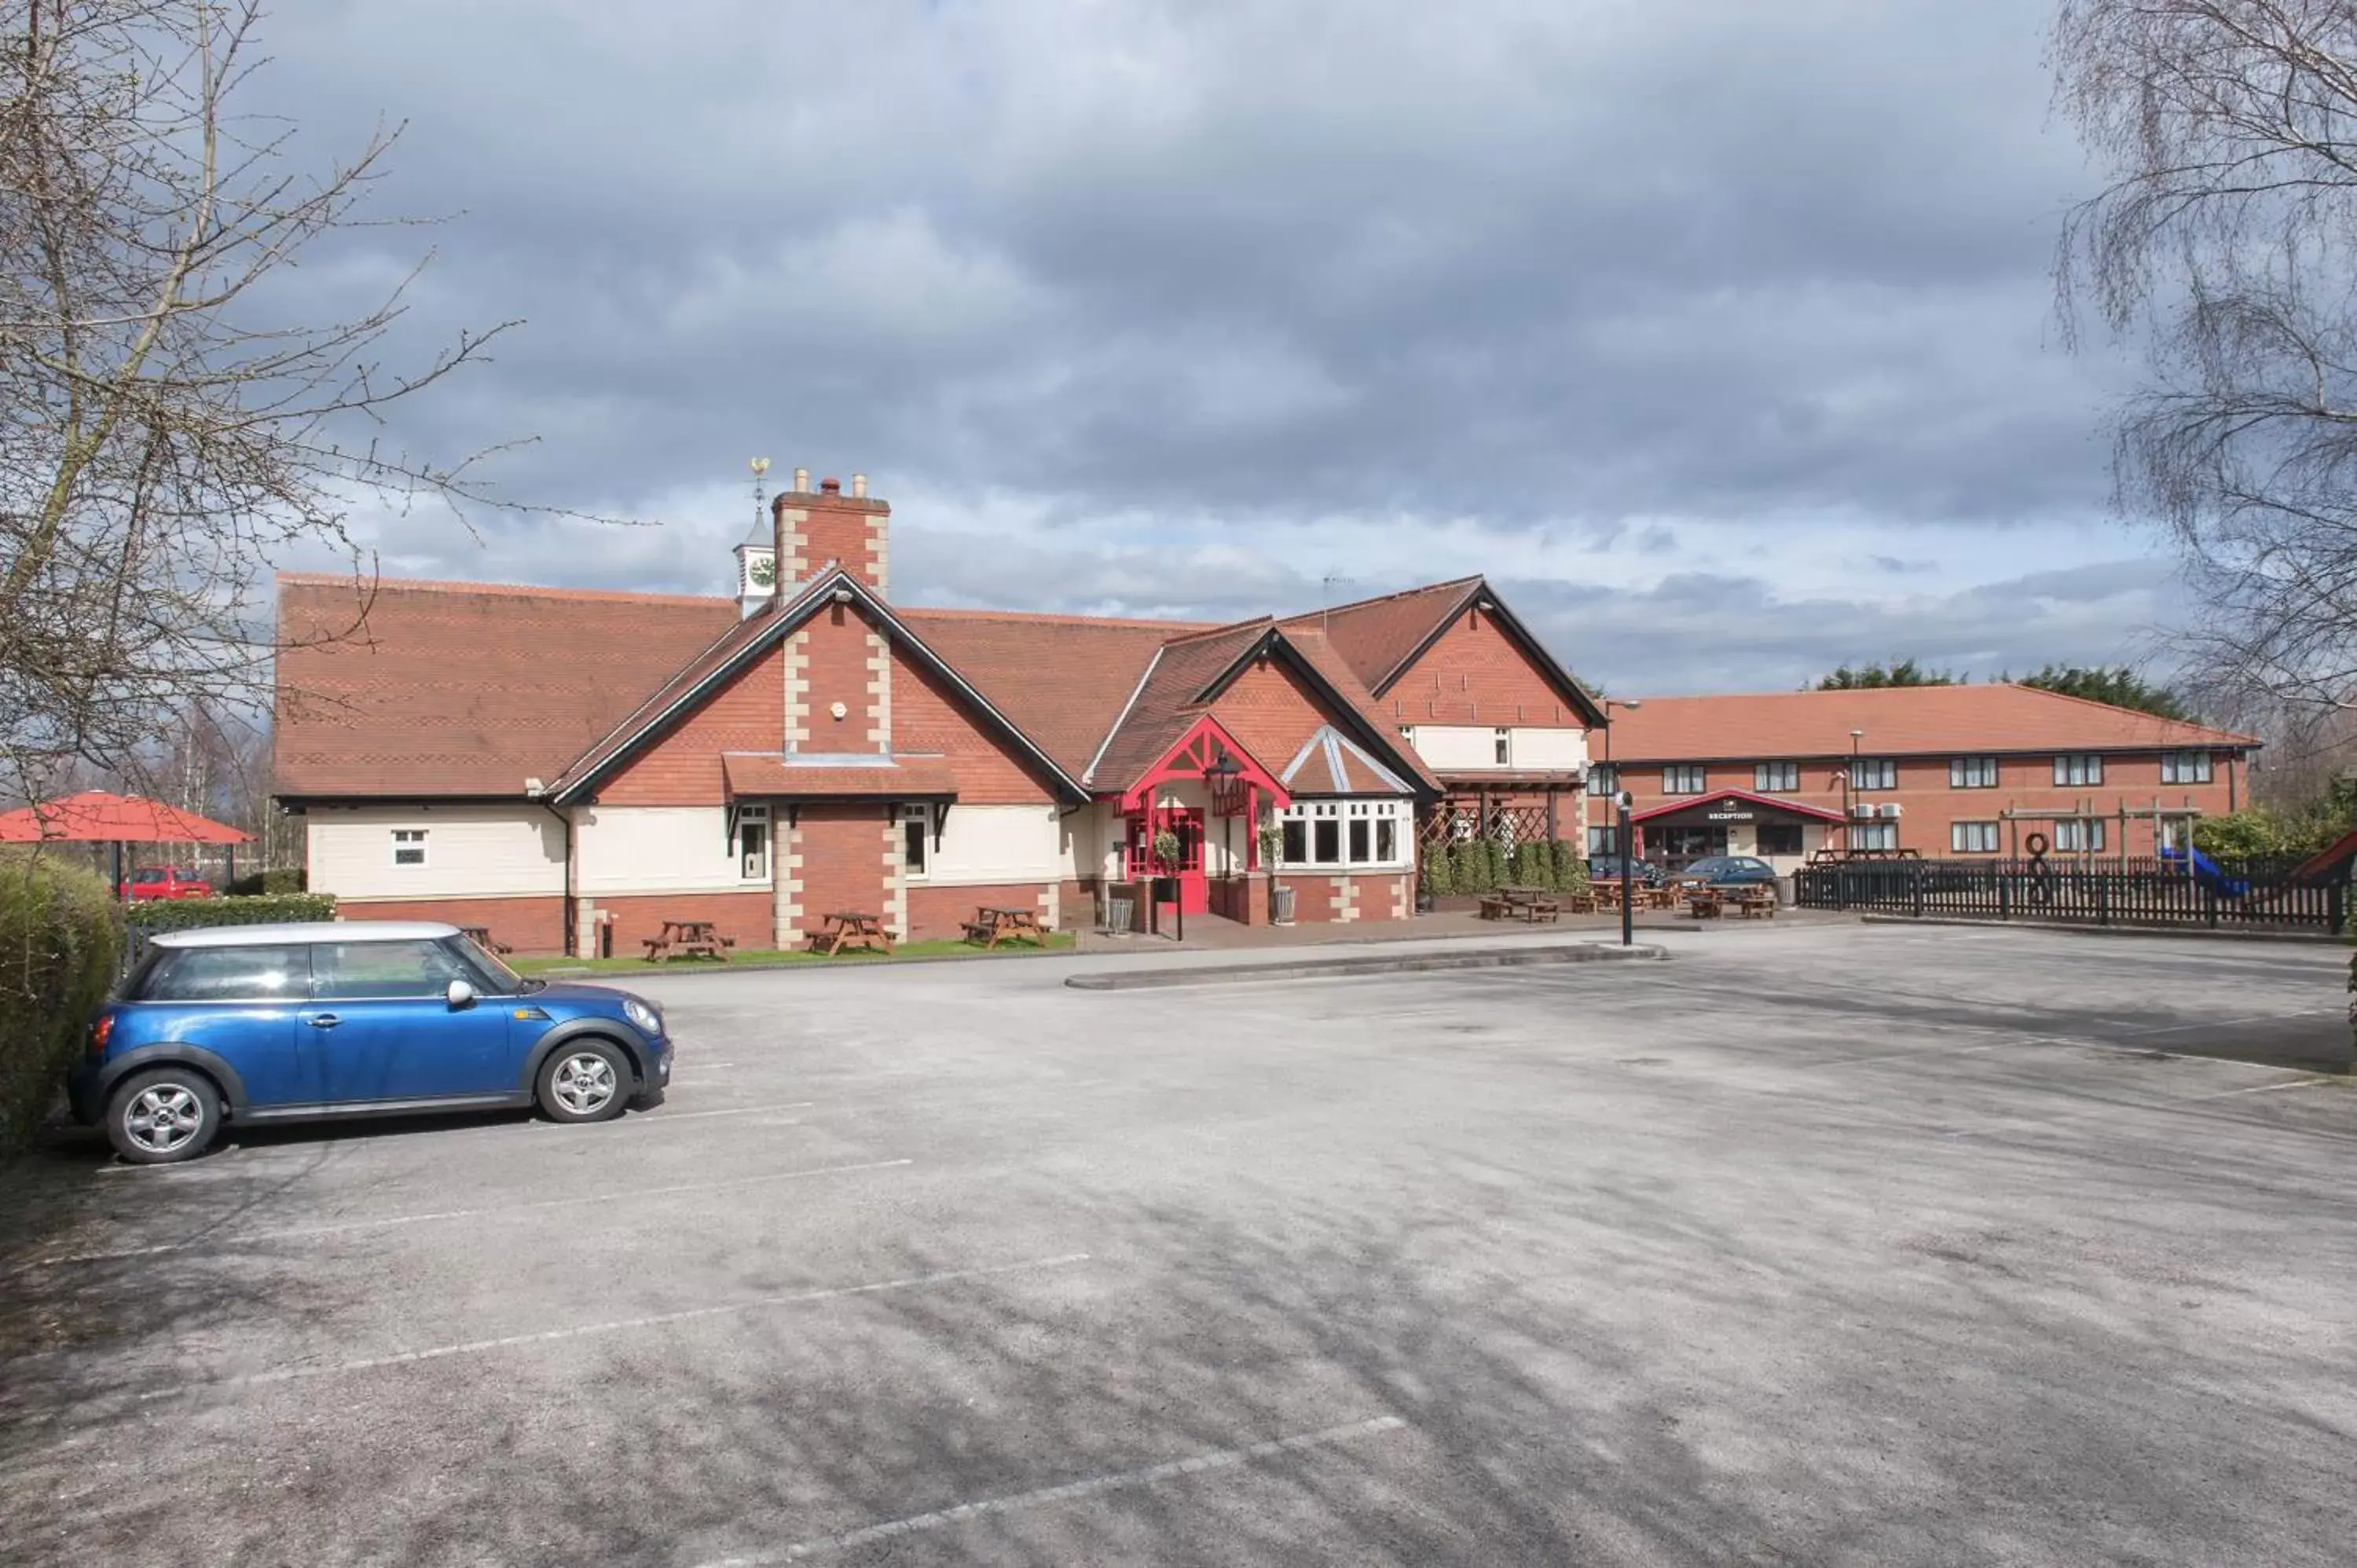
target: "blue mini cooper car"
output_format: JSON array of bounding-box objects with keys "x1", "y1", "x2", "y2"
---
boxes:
[{"x1": 70, "y1": 921, "x2": 674, "y2": 1164}]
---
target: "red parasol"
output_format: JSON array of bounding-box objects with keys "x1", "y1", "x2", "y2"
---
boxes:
[{"x1": 0, "y1": 790, "x2": 250, "y2": 844}]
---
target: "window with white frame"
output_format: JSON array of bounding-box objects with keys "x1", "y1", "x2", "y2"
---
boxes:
[
  {"x1": 1586, "y1": 824, "x2": 1615, "y2": 856},
  {"x1": 1588, "y1": 764, "x2": 1618, "y2": 796},
  {"x1": 2052, "y1": 818, "x2": 2107, "y2": 852},
  {"x1": 1493, "y1": 727, "x2": 1512, "y2": 766},
  {"x1": 1949, "y1": 756, "x2": 1999, "y2": 789},
  {"x1": 900, "y1": 804, "x2": 930, "y2": 877},
  {"x1": 1851, "y1": 758, "x2": 1897, "y2": 791},
  {"x1": 1276, "y1": 800, "x2": 1407, "y2": 869},
  {"x1": 733, "y1": 804, "x2": 770, "y2": 881},
  {"x1": 1849, "y1": 821, "x2": 1897, "y2": 851},
  {"x1": 2161, "y1": 750, "x2": 2213, "y2": 784},
  {"x1": 390, "y1": 828, "x2": 427, "y2": 867},
  {"x1": 1754, "y1": 760, "x2": 1800, "y2": 793},
  {"x1": 2054, "y1": 754, "x2": 2103, "y2": 786},
  {"x1": 1664, "y1": 764, "x2": 1706, "y2": 795},
  {"x1": 1951, "y1": 820, "x2": 2000, "y2": 854}
]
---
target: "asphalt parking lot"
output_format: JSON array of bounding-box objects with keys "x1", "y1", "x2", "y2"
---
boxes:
[{"x1": 2, "y1": 922, "x2": 2352, "y2": 1566}]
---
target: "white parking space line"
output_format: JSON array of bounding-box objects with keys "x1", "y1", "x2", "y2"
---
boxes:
[
  {"x1": 628, "y1": 1101, "x2": 812, "y2": 1123},
  {"x1": 39, "y1": 1159, "x2": 915, "y2": 1266},
  {"x1": 695, "y1": 1416, "x2": 1409, "y2": 1566},
  {"x1": 2183, "y1": 1077, "x2": 2337, "y2": 1101},
  {"x1": 152, "y1": 1253, "x2": 1094, "y2": 1395},
  {"x1": 2116, "y1": 1009, "x2": 2338, "y2": 1036}
]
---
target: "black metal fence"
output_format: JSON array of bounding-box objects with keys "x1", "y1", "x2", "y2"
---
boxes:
[{"x1": 1795, "y1": 857, "x2": 2347, "y2": 933}]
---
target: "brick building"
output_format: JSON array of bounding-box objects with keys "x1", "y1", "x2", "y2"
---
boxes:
[
  {"x1": 273, "y1": 475, "x2": 1604, "y2": 954},
  {"x1": 1589, "y1": 687, "x2": 2260, "y2": 872}
]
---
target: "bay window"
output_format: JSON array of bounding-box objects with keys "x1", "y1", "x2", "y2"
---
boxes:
[{"x1": 1274, "y1": 800, "x2": 1410, "y2": 869}]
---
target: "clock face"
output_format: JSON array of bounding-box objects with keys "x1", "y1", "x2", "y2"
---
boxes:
[{"x1": 749, "y1": 556, "x2": 775, "y2": 587}]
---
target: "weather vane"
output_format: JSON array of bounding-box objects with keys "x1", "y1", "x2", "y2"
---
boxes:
[{"x1": 750, "y1": 456, "x2": 771, "y2": 521}]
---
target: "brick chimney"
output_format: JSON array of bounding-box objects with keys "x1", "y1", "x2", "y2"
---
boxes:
[{"x1": 772, "y1": 473, "x2": 889, "y2": 599}]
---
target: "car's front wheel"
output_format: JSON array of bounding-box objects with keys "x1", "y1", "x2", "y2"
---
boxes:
[
  {"x1": 106, "y1": 1068, "x2": 222, "y2": 1164},
  {"x1": 535, "y1": 1040, "x2": 632, "y2": 1124}
]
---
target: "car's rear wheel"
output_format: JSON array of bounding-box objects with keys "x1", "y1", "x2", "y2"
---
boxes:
[
  {"x1": 536, "y1": 1039, "x2": 632, "y2": 1124},
  {"x1": 106, "y1": 1068, "x2": 222, "y2": 1164}
]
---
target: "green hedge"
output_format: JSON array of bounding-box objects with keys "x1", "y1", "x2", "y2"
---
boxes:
[
  {"x1": 223, "y1": 869, "x2": 306, "y2": 897},
  {"x1": 0, "y1": 852, "x2": 121, "y2": 1160},
  {"x1": 125, "y1": 893, "x2": 336, "y2": 936}
]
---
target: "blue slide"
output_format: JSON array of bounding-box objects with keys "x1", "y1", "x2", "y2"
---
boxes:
[{"x1": 2160, "y1": 845, "x2": 2249, "y2": 897}]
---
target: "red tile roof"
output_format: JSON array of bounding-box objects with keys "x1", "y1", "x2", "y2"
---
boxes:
[
  {"x1": 1605, "y1": 685, "x2": 2259, "y2": 763},
  {"x1": 898, "y1": 607, "x2": 1197, "y2": 779},
  {"x1": 1281, "y1": 577, "x2": 1482, "y2": 692},
  {"x1": 720, "y1": 754, "x2": 957, "y2": 797},
  {"x1": 1084, "y1": 621, "x2": 1275, "y2": 788},
  {"x1": 273, "y1": 570, "x2": 1504, "y2": 804},
  {"x1": 274, "y1": 573, "x2": 737, "y2": 798}
]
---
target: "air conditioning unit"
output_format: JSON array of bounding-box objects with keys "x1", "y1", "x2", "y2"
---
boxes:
[
  {"x1": 1851, "y1": 803, "x2": 1878, "y2": 819},
  {"x1": 1880, "y1": 803, "x2": 1904, "y2": 819}
]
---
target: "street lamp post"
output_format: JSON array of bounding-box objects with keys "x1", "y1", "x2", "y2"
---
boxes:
[
  {"x1": 1845, "y1": 727, "x2": 1864, "y2": 855},
  {"x1": 1618, "y1": 789, "x2": 1636, "y2": 947}
]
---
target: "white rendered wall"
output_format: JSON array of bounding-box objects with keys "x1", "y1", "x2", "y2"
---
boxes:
[
  {"x1": 577, "y1": 806, "x2": 760, "y2": 896},
  {"x1": 307, "y1": 805, "x2": 563, "y2": 899}
]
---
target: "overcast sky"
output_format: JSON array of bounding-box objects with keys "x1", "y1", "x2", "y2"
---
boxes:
[{"x1": 255, "y1": 0, "x2": 2160, "y2": 695}]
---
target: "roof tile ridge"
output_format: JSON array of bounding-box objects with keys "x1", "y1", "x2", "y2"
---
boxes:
[
  {"x1": 275, "y1": 570, "x2": 731, "y2": 609},
  {"x1": 1083, "y1": 645, "x2": 1170, "y2": 786},
  {"x1": 899, "y1": 604, "x2": 1216, "y2": 631},
  {"x1": 1286, "y1": 574, "x2": 1485, "y2": 621}
]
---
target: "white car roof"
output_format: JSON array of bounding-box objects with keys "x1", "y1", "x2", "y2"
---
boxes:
[{"x1": 148, "y1": 921, "x2": 462, "y2": 948}]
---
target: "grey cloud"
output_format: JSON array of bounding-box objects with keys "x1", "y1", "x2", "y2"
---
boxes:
[
  {"x1": 1502, "y1": 559, "x2": 2183, "y2": 695},
  {"x1": 240, "y1": 1, "x2": 2117, "y2": 530},
  {"x1": 229, "y1": 1, "x2": 2168, "y2": 691}
]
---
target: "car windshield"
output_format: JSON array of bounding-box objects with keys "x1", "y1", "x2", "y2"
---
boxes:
[
  {"x1": 456, "y1": 933, "x2": 539, "y2": 993},
  {"x1": 131, "y1": 869, "x2": 166, "y2": 883}
]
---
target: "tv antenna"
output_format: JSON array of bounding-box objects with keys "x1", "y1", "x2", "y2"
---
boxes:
[{"x1": 1321, "y1": 570, "x2": 1352, "y2": 632}]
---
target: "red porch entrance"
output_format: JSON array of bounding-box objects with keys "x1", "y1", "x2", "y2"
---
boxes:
[{"x1": 1124, "y1": 808, "x2": 1208, "y2": 914}]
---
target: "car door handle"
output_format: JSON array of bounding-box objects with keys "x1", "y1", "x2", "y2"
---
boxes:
[{"x1": 306, "y1": 1013, "x2": 341, "y2": 1029}]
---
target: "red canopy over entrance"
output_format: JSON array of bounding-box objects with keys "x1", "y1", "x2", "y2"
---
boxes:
[{"x1": 0, "y1": 791, "x2": 250, "y2": 844}]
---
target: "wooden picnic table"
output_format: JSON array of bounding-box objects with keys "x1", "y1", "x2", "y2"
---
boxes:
[
  {"x1": 1480, "y1": 885, "x2": 1562, "y2": 924},
  {"x1": 458, "y1": 925, "x2": 514, "y2": 956},
  {"x1": 643, "y1": 918, "x2": 735, "y2": 962},
  {"x1": 805, "y1": 910, "x2": 894, "y2": 957},
  {"x1": 1683, "y1": 887, "x2": 1726, "y2": 919},
  {"x1": 1728, "y1": 885, "x2": 1780, "y2": 919},
  {"x1": 962, "y1": 904, "x2": 1046, "y2": 949}
]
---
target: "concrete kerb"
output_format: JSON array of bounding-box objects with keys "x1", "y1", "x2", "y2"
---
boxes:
[
  {"x1": 1065, "y1": 940, "x2": 1672, "y2": 991},
  {"x1": 1857, "y1": 914, "x2": 2347, "y2": 947}
]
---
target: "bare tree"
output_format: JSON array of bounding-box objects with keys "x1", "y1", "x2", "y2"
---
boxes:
[
  {"x1": 2053, "y1": 1, "x2": 2357, "y2": 770},
  {"x1": 0, "y1": 1, "x2": 544, "y2": 808}
]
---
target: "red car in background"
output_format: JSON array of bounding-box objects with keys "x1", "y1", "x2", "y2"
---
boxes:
[{"x1": 117, "y1": 866, "x2": 214, "y2": 900}]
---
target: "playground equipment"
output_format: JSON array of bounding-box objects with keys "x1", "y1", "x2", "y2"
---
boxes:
[{"x1": 2158, "y1": 844, "x2": 2249, "y2": 898}]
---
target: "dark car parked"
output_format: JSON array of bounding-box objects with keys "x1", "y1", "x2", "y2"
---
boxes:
[
  {"x1": 71, "y1": 921, "x2": 674, "y2": 1164},
  {"x1": 1673, "y1": 855, "x2": 1780, "y2": 888},
  {"x1": 1587, "y1": 854, "x2": 1667, "y2": 888}
]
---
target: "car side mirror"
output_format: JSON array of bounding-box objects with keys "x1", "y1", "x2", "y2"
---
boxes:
[{"x1": 445, "y1": 979, "x2": 476, "y2": 1010}]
